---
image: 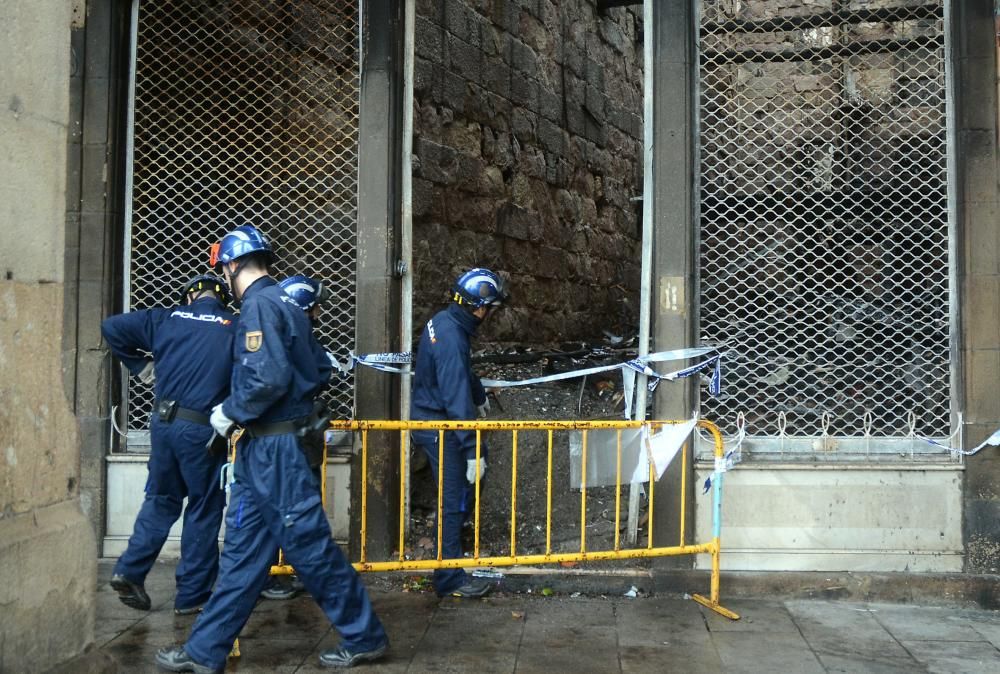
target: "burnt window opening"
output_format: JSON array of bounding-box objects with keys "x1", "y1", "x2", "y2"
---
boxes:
[
  {"x1": 697, "y1": 1, "x2": 951, "y2": 443},
  {"x1": 125, "y1": 0, "x2": 361, "y2": 435}
]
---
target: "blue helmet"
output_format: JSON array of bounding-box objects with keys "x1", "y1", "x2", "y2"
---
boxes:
[
  {"x1": 279, "y1": 275, "x2": 330, "y2": 312},
  {"x1": 209, "y1": 224, "x2": 274, "y2": 267},
  {"x1": 453, "y1": 268, "x2": 508, "y2": 309},
  {"x1": 178, "y1": 273, "x2": 231, "y2": 306}
]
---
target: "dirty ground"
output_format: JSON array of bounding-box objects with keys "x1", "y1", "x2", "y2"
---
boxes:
[{"x1": 96, "y1": 560, "x2": 1000, "y2": 673}]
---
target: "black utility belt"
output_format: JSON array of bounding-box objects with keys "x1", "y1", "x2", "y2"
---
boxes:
[
  {"x1": 155, "y1": 399, "x2": 210, "y2": 426},
  {"x1": 244, "y1": 417, "x2": 309, "y2": 438}
]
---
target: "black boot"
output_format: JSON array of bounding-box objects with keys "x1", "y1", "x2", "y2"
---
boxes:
[
  {"x1": 153, "y1": 646, "x2": 218, "y2": 673},
  {"x1": 318, "y1": 639, "x2": 389, "y2": 668},
  {"x1": 446, "y1": 578, "x2": 493, "y2": 599},
  {"x1": 110, "y1": 574, "x2": 151, "y2": 611}
]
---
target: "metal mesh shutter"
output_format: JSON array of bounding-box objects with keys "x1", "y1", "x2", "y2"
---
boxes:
[
  {"x1": 697, "y1": 1, "x2": 952, "y2": 442},
  {"x1": 125, "y1": 0, "x2": 360, "y2": 434}
]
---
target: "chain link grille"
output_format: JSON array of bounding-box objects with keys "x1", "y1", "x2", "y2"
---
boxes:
[
  {"x1": 697, "y1": 1, "x2": 951, "y2": 441},
  {"x1": 126, "y1": 0, "x2": 360, "y2": 433}
]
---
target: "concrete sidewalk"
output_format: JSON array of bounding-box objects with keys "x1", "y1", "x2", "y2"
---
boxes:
[{"x1": 97, "y1": 561, "x2": 1000, "y2": 673}]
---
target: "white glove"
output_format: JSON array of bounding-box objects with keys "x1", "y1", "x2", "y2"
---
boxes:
[
  {"x1": 138, "y1": 361, "x2": 155, "y2": 385},
  {"x1": 466, "y1": 458, "x2": 487, "y2": 483},
  {"x1": 210, "y1": 403, "x2": 235, "y2": 438},
  {"x1": 476, "y1": 398, "x2": 490, "y2": 418}
]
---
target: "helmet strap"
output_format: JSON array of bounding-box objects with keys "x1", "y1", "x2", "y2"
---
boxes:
[{"x1": 226, "y1": 259, "x2": 249, "y2": 303}]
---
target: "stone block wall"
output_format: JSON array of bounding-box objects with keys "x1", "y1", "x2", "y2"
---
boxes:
[
  {"x1": 1, "y1": 1, "x2": 97, "y2": 670},
  {"x1": 411, "y1": 0, "x2": 644, "y2": 344}
]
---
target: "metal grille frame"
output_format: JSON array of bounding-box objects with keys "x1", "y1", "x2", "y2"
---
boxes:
[
  {"x1": 121, "y1": 0, "x2": 361, "y2": 443},
  {"x1": 695, "y1": 0, "x2": 956, "y2": 455}
]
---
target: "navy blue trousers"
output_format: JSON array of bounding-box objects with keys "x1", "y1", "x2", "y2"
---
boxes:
[
  {"x1": 417, "y1": 439, "x2": 485, "y2": 595},
  {"x1": 113, "y1": 416, "x2": 226, "y2": 611},
  {"x1": 184, "y1": 434, "x2": 386, "y2": 670}
]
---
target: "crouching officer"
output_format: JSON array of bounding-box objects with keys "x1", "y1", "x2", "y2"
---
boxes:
[
  {"x1": 410, "y1": 268, "x2": 509, "y2": 598},
  {"x1": 103, "y1": 274, "x2": 236, "y2": 615},
  {"x1": 155, "y1": 226, "x2": 387, "y2": 673}
]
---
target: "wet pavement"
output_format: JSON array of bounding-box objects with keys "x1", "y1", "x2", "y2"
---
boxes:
[{"x1": 97, "y1": 560, "x2": 1000, "y2": 673}]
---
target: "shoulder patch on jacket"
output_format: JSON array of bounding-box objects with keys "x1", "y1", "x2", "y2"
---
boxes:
[{"x1": 245, "y1": 330, "x2": 263, "y2": 352}]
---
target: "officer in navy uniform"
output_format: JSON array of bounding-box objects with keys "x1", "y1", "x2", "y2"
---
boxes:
[
  {"x1": 259, "y1": 274, "x2": 332, "y2": 602},
  {"x1": 155, "y1": 226, "x2": 387, "y2": 673},
  {"x1": 103, "y1": 274, "x2": 236, "y2": 615},
  {"x1": 410, "y1": 268, "x2": 509, "y2": 598},
  {"x1": 279, "y1": 274, "x2": 331, "y2": 324}
]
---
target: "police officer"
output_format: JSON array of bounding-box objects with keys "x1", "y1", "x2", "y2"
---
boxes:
[
  {"x1": 103, "y1": 274, "x2": 236, "y2": 615},
  {"x1": 259, "y1": 274, "x2": 331, "y2": 602},
  {"x1": 279, "y1": 274, "x2": 331, "y2": 324},
  {"x1": 410, "y1": 268, "x2": 509, "y2": 598},
  {"x1": 155, "y1": 226, "x2": 387, "y2": 673}
]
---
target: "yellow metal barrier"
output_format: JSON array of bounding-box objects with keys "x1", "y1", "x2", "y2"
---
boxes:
[{"x1": 295, "y1": 418, "x2": 739, "y2": 620}]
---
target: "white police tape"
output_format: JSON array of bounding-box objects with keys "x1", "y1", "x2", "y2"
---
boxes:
[
  {"x1": 334, "y1": 347, "x2": 722, "y2": 391},
  {"x1": 921, "y1": 427, "x2": 1000, "y2": 457},
  {"x1": 701, "y1": 426, "x2": 746, "y2": 495},
  {"x1": 326, "y1": 351, "x2": 414, "y2": 375},
  {"x1": 333, "y1": 347, "x2": 722, "y2": 423},
  {"x1": 479, "y1": 347, "x2": 721, "y2": 389}
]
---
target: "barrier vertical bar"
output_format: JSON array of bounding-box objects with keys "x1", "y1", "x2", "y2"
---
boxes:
[
  {"x1": 580, "y1": 430, "x2": 588, "y2": 553},
  {"x1": 510, "y1": 430, "x2": 518, "y2": 556},
  {"x1": 437, "y1": 430, "x2": 444, "y2": 561},
  {"x1": 647, "y1": 451, "x2": 655, "y2": 549},
  {"x1": 399, "y1": 430, "x2": 407, "y2": 562},
  {"x1": 360, "y1": 430, "x2": 368, "y2": 563},
  {"x1": 680, "y1": 440, "x2": 687, "y2": 546},
  {"x1": 321, "y1": 441, "x2": 328, "y2": 505},
  {"x1": 546, "y1": 429, "x2": 553, "y2": 555},
  {"x1": 690, "y1": 421, "x2": 739, "y2": 620},
  {"x1": 614, "y1": 430, "x2": 622, "y2": 552},
  {"x1": 474, "y1": 429, "x2": 481, "y2": 559},
  {"x1": 711, "y1": 465, "x2": 723, "y2": 603}
]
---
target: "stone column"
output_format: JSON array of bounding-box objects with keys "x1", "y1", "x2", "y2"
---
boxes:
[
  {"x1": 354, "y1": 0, "x2": 404, "y2": 560},
  {"x1": 957, "y1": 1, "x2": 1000, "y2": 573},
  {"x1": 0, "y1": 0, "x2": 98, "y2": 670},
  {"x1": 648, "y1": 0, "x2": 699, "y2": 564}
]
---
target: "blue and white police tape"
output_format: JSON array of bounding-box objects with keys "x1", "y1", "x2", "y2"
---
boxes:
[
  {"x1": 921, "y1": 426, "x2": 1000, "y2": 457},
  {"x1": 698, "y1": 412, "x2": 746, "y2": 494},
  {"x1": 335, "y1": 346, "x2": 721, "y2": 386},
  {"x1": 326, "y1": 351, "x2": 414, "y2": 375},
  {"x1": 478, "y1": 347, "x2": 721, "y2": 388},
  {"x1": 333, "y1": 346, "x2": 723, "y2": 421}
]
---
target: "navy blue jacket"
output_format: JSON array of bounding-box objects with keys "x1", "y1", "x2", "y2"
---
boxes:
[
  {"x1": 221, "y1": 276, "x2": 332, "y2": 425},
  {"x1": 410, "y1": 304, "x2": 487, "y2": 459},
  {"x1": 101, "y1": 296, "x2": 236, "y2": 414}
]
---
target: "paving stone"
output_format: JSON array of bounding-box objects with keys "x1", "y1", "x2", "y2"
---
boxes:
[
  {"x1": 902, "y1": 639, "x2": 1000, "y2": 673},
  {"x1": 711, "y1": 631, "x2": 824, "y2": 674},
  {"x1": 517, "y1": 624, "x2": 619, "y2": 674},
  {"x1": 785, "y1": 599, "x2": 919, "y2": 668},
  {"x1": 701, "y1": 599, "x2": 798, "y2": 633},
  {"x1": 815, "y1": 652, "x2": 929, "y2": 673},
  {"x1": 868, "y1": 603, "x2": 988, "y2": 642},
  {"x1": 619, "y1": 637, "x2": 723, "y2": 673}
]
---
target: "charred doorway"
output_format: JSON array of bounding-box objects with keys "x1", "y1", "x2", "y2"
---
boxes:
[
  {"x1": 105, "y1": 0, "x2": 363, "y2": 553},
  {"x1": 696, "y1": 1, "x2": 954, "y2": 453},
  {"x1": 120, "y1": 0, "x2": 361, "y2": 444}
]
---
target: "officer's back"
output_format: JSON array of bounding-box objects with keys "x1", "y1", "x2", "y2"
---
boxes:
[{"x1": 102, "y1": 294, "x2": 236, "y2": 414}]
